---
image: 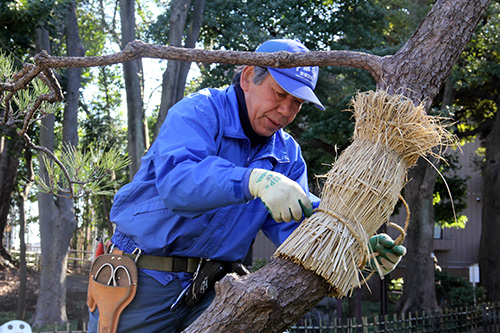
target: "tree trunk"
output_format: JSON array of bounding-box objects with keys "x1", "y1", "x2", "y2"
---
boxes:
[
  {"x1": 395, "y1": 161, "x2": 439, "y2": 314},
  {"x1": 64, "y1": 0, "x2": 85, "y2": 146},
  {"x1": 32, "y1": 2, "x2": 83, "y2": 325},
  {"x1": 16, "y1": 149, "x2": 33, "y2": 320},
  {"x1": 120, "y1": 0, "x2": 145, "y2": 178},
  {"x1": 394, "y1": 76, "x2": 454, "y2": 314},
  {"x1": 377, "y1": 0, "x2": 489, "y2": 314},
  {"x1": 31, "y1": 26, "x2": 66, "y2": 326},
  {"x1": 479, "y1": 101, "x2": 500, "y2": 301},
  {"x1": 0, "y1": 127, "x2": 24, "y2": 265},
  {"x1": 33, "y1": 88, "x2": 67, "y2": 325},
  {"x1": 186, "y1": 0, "x2": 489, "y2": 330},
  {"x1": 16, "y1": 195, "x2": 27, "y2": 320},
  {"x1": 188, "y1": 257, "x2": 330, "y2": 333},
  {"x1": 154, "y1": 0, "x2": 205, "y2": 139}
]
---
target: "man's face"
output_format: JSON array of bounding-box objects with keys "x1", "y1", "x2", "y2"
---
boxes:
[{"x1": 241, "y1": 66, "x2": 304, "y2": 137}]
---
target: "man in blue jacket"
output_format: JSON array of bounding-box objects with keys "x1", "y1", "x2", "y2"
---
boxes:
[{"x1": 88, "y1": 39, "x2": 405, "y2": 332}]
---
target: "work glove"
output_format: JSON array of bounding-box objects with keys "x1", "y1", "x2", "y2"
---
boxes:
[
  {"x1": 248, "y1": 168, "x2": 313, "y2": 223},
  {"x1": 368, "y1": 233, "x2": 407, "y2": 276}
]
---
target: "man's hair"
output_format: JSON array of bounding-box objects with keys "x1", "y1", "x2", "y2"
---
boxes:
[{"x1": 232, "y1": 66, "x2": 269, "y2": 87}]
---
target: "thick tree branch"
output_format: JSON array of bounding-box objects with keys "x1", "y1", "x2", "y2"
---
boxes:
[
  {"x1": 34, "y1": 40, "x2": 384, "y2": 81},
  {"x1": 186, "y1": 257, "x2": 331, "y2": 333}
]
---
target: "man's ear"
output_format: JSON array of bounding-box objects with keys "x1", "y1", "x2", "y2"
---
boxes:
[{"x1": 240, "y1": 66, "x2": 254, "y2": 91}]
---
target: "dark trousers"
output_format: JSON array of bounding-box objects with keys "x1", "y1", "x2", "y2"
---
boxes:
[{"x1": 88, "y1": 270, "x2": 215, "y2": 332}]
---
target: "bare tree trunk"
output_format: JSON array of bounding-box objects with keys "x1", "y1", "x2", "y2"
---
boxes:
[
  {"x1": 120, "y1": 0, "x2": 145, "y2": 178},
  {"x1": 479, "y1": 99, "x2": 500, "y2": 301},
  {"x1": 154, "y1": 0, "x2": 205, "y2": 139},
  {"x1": 186, "y1": 0, "x2": 490, "y2": 330},
  {"x1": 16, "y1": 149, "x2": 33, "y2": 320},
  {"x1": 395, "y1": 161, "x2": 439, "y2": 314},
  {"x1": 16, "y1": 195, "x2": 27, "y2": 320},
  {"x1": 32, "y1": 25, "x2": 67, "y2": 326},
  {"x1": 0, "y1": 127, "x2": 23, "y2": 265},
  {"x1": 32, "y1": 2, "x2": 83, "y2": 325},
  {"x1": 176, "y1": 0, "x2": 205, "y2": 102}
]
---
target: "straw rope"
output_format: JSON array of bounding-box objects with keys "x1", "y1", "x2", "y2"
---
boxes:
[
  {"x1": 362, "y1": 194, "x2": 410, "y2": 284},
  {"x1": 275, "y1": 90, "x2": 453, "y2": 297},
  {"x1": 314, "y1": 208, "x2": 369, "y2": 269}
]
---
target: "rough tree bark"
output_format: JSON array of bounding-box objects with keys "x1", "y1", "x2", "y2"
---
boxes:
[
  {"x1": 120, "y1": 0, "x2": 145, "y2": 178},
  {"x1": 32, "y1": 2, "x2": 84, "y2": 326},
  {"x1": 154, "y1": 0, "x2": 206, "y2": 139}
]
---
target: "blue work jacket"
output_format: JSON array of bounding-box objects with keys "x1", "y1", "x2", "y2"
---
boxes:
[{"x1": 110, "y1": 85, "x2": 320, "y2": 277}]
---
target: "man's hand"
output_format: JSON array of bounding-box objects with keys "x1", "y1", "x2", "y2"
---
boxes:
[
  {"x1": 248, "y1": 168, "x2": 313, "y2": 222},
  {"x1": 368, "y1": 233, "x2": 406, "y2": 276}
]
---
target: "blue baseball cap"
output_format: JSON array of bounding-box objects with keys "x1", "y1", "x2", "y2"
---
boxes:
[{"x1": 255, "y1": 39, "x2": 325, "y2": 111}]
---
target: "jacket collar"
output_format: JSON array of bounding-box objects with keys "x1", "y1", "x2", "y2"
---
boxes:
[{"x1": 223, "y1": 85, "x2": 290, "y2": 164}]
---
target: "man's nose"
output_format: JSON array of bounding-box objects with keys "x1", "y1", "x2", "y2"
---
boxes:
[{"x1": 277, "y1": 98, "x2": 296, "y2": 117}]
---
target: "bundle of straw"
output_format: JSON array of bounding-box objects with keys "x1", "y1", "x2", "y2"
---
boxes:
[{"x1": 275, "y1": 90, "x2": 451, "y2": 297}]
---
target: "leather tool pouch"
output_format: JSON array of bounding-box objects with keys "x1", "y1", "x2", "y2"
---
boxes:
[
  {"x1": 87, "y1": 254, "x2": 138, "y2": 333},
  {"x1": 184, "y1": 260, "x2": 248, "y2": 307}
]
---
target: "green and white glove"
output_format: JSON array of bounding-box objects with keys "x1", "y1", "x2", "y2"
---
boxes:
[
  {"x1": 248, "y1": 168, "x2": 313, "y2": 223},
  {"x1": 368, "y1": 233, "x2": 407, "y2": 276}
]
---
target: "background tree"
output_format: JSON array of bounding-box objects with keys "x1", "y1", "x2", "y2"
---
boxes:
[
  {"x1": 78, "y1": 0, "x2": 131, "y2": 242},
  {"x1": 15, "y1": 148, "x2": 34, "y2": 320},
  {"x1": 1, "y1": 0, "x2": 132, "y2": 325},
  {"x1": 447, "y1": 1, "x2": 500, "y2": 301},
  {"x1": 0, "y1": 0, "x2": 60, "y2": 265},
  {"x1": 32, "y1": 0, "x2": 84, "y2": 325},
  {"x1": 150, "y1": 0, "x2": 206, "y2": 140},
  {"x1": 120, "y1": 0, "x2": 146, "y2": 178}
]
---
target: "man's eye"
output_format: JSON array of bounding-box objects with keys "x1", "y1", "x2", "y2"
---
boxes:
[{"x1": 276, "y1": 91, "x2": 286, "y2": 98}]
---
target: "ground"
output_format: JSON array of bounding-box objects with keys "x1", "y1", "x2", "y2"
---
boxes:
[{"x1": 0, "y1": 263, "x2": 89, "y2": 324}]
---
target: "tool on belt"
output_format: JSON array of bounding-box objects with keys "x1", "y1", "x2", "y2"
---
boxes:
[
  {"x1": 170, "y1": 259, "x2": 249, "y2": 311},
  {"x1": 87, "y1": 252, "x2": 138, "y2": 333},
  {"x1": 87, "y1": 239, "x2": 249, "y2": 330}
]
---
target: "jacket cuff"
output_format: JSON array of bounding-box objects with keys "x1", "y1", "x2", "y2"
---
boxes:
[
  {"x1": 242, "y1": 168, "x2": 254, "y2": 201},
  {"x1": 230, "y1": 166, "x2": 253, "y2": 201}
]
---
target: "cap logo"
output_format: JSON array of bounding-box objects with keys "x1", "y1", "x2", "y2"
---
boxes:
[{"x1": 296, "y1": 67, "x2": 314, "y2": 85}]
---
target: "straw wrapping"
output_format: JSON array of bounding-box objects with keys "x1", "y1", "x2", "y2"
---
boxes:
[{"x1": 275, "y1": 90, "x2": 451, "y2": 297}]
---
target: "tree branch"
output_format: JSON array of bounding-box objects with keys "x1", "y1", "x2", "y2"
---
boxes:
[
  {"x1": 33, "y1": 40, "x2": 384, "y2": 81},
  {"x1": 21, "y1": 133, "x2": 74, "y2": 199}
]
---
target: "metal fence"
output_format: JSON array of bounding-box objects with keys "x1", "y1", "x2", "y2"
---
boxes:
[
  {"x1": 25, "y1": 302, "x2": 500, "y2": 333},
  {"x1": 289, "y1": 302, "x2": 500, "y2": 333}
]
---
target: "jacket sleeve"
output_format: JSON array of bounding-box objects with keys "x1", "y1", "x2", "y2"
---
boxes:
[
  {"x1": 153, "y1": 93, "x2": 248, "y2": 218},
  {"x1": 260, "y1": 144, "x2": 321, "y2": 246}
]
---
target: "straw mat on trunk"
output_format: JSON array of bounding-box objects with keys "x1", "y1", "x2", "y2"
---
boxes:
[{"x1": 275, "y1": 90, "x2": 452, "y2": 297}]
